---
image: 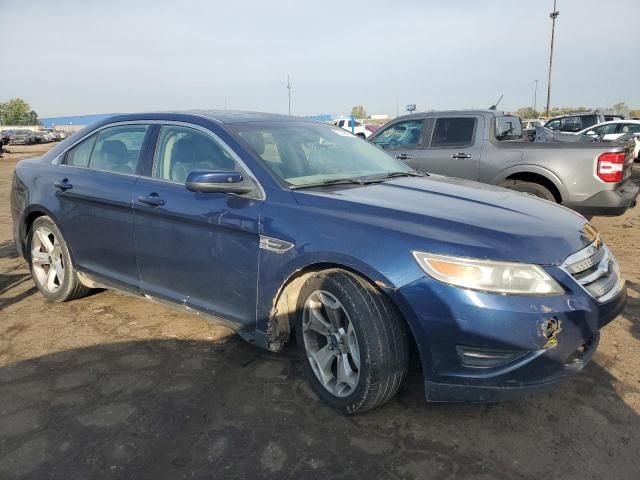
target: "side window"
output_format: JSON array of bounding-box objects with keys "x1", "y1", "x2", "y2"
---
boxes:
[
  {"x1": 546, "y1": 119, "x2": 561, "y2": 130},
  {"x1": 431, "y1": 118, "x2": 476, "y2": 147},
  {"x1": 153, "y1": 126, "x2": 237, "y2": 183},
  {"x1": 626, "y1": 124, "x2": 640, "y2": 134},
  {"x1": 337, "y1": 120, "x2": 345, "y2": 128},
  {"x1": 561, "y1": 117, "x2": 582, "y2": 131},
  {"x1": 65, "y1": 134, "x2": 97, "y2": 167},
  {"x1": 581, "y1": 115, "x2": 598, "y2": 129},
  {"x1": 373, "y1": 120, "x2": 425, "y2": 148},
  {"x1": 91, "y1": 125, "x2": 149, "y2": 174}
]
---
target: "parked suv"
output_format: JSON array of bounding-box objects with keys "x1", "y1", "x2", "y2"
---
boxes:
[{"x1": 544, "y1": 112, "x2": 605, "y2": 132}]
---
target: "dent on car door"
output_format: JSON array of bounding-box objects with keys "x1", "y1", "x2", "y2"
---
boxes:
[
  {"x1": 370, "y1": 119, "x2": 428, "y2": 169},
  {"x1": 54, "y1": 124, "x2": 151, "y2": 287},
  {"x1": 132, "y1": 124, "x2": 261, "y2": 327}
]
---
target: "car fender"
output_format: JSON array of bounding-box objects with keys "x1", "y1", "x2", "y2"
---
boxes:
[
  {"x1": 491, "y1": 164, "x2": 567, "y2": 199},
  {"x1": 257, "y1": 248, "x2": 427, "y2": 357}
]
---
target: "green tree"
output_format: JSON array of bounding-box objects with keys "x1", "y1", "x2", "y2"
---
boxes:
[
  {"x1": 0, "y1": 98, "x2": 40, "y2": 125},
  {"x1": 515, "y1": 107, "x2": 540, "y2": 119},
  {"x1": 629, "y1": 109, "x2": 640, "y2": 118},
  {"x1": 350, "y1": 105, "x2": 367, "y2": 119}
]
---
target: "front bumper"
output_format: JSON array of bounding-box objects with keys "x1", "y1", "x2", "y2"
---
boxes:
[
  {"x1": 568, "y1": 181, "x2": 639, "y2": 217},
  {"x1": 396, "y1": 268, "x2": 626, "y2": 402}
]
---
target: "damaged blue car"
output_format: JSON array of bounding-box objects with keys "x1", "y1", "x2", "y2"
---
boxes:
[{"x1": 11, "y1": 111, "x2": 626, "y2": 413}]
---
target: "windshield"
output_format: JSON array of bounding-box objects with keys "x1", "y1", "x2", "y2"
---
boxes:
[
  {"x1": 229, "y1": 121, "x2": 412, "y2": 187},
  {"x1": 495, "y1": 115, "x2": 523, "y2": 140}
]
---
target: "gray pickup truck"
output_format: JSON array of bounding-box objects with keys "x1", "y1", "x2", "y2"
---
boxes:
[{"x1": 369, "y1": 110, "x2": 638, "y2": 216}]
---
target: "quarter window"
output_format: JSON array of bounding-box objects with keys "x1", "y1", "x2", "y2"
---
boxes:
[
  {"x1": 431, "y1": 118, "x2": 476, "y2": 147},
  {"x1": 91, "y1": 125, "x2": 149, "y2": 174},
  {"x1": 153, "y1": 126, "x2": 237, "y2": 183},
  {"x1": 373, "y1": 120, "x2": 425, "y2": 148},
  {"x1": 65, "y1": 134, "x2": 97, "y2": 167}
]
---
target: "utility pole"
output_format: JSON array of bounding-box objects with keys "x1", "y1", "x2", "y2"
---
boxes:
[
  {"x1": 533, "y1": 79, "x2": 538, "y2": 116},
  {"x1": 286, "y1": 75, "x2": 292, "y2": 115},
  {"x1": 545, "y1": 0, "x2": 559, "y2": 117}
]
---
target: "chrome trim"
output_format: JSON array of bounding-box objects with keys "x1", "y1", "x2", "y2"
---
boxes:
[
  {"x1": 560, "y1": 238, "x2": 624, "y2": 303},
  {"x1": 259, "y1": 235, "x2": 294, "y2": 253},
  {"x1": 51, "y1": 119, "x2": 266, "y2": 200}
]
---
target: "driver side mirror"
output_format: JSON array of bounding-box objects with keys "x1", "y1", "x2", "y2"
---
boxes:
[{"x1": 185, "y1": 170, "x2": 253, "y2": 194}]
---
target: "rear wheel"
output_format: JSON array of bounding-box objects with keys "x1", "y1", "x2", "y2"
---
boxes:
[
  {"x1": 28, "y1": 216, "x2": 91, "y2": 302},
  {"x1": 295, "y1": 269, "x2": 409, "y2": 414},
  {"x1": 501, "y1": 179, "x2": 556, "y2": 202}
]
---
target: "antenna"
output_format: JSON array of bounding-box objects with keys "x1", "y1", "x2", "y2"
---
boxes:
[
  {"x1": 286, "y1": 75, "x2": 292, "y2": 115},
  {"x1": 489, "y1": 94, "x2": 503, "y2": 110}
]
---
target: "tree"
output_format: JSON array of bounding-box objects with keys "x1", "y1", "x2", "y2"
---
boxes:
[
  {"x1": 515, "y1": 107, "x2": 540, "y2": 119},
  {"x1": 350, "y1": 105, "x2": 367, "y2": 119},
  {"x1": 612, "y1": 102, "x2": 628, "y2": 114},
  {"x1": 0, "y1": 98, "x2": 40, "y2": 125},
  {"x1": 629, "y1": 109, "x2": 640, "y2": 119}
]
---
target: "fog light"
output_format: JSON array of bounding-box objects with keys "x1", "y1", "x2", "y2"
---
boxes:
[{"x1": 456, "y1": 346, "x2": 526, "y2": 368}]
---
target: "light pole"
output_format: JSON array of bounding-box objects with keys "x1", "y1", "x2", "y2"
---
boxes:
[
  {"x1": 286, "y1": 75, "x2": 292, "y2": 115},
  {"x1": 533, "y1": 79, "x2": 538, "y2": 117},
  {"x1": 545, "y1": 0, "x2": 559, "y2": 117}
]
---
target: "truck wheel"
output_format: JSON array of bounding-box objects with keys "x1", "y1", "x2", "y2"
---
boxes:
[
  {"x1": 295, "y1": 269, "x2": 409, "y2": 414},
  {"x1": 501, "y1": 180, "x2": 556, "y2": 202},
  {"x1": 28, "y1": 216, "x2": 91, "y2": 302}
]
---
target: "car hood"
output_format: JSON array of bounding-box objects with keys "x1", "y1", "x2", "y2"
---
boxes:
[{"x1": 293, "y1": 175, "x2": 593, "y2": 265}]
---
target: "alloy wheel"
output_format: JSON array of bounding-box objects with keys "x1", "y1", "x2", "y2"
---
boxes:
[
  {"x1": 302, "y1": 290, "x2": 361, "y2": 397},
  {"x1": 31, "y1": 226, "x2": 65, "y2": 293}
]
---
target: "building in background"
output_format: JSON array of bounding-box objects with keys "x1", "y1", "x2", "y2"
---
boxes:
[{"x1": 39, "y1": 113, "x2": 120, "y2": 132}]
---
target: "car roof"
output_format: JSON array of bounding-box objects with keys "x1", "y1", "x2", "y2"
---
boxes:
[{"x1": 101, "y1": 110, "x2": 309, "y2": 125}]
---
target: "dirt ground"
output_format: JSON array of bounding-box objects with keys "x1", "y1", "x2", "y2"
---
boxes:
[{"x1": 0, "y1": 144, "x2": 639, "y2": 480}]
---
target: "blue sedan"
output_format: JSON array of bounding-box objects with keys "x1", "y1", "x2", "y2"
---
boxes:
[{"x1": 10, "y1": 111, "x2": 626, "y2": 413}]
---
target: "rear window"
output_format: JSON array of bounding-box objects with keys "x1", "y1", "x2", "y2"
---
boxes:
[
  {"x1": 431, "y1": 118, "x2": 476, "y2": 147},
  {"x1": 495, "y1": 116, "x2": 523, "y2": 140}
]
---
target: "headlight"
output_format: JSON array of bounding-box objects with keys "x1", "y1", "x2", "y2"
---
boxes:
[{"x1": 412, "y1": 251, "x2": 564, "y2": 296}]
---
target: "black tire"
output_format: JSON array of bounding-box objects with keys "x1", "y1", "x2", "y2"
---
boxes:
[
  {"x1": 295, "y1": 269, "x2": 409, "y2": 414},
  {"x1": 28, "y1": 216, "x2": 91, "y2": 302},
  {"x1": 500, "y1": 179, "x2": 556, "y2": 202}
]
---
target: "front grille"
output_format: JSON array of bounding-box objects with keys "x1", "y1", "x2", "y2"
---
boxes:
[{"x1": 561, "y1": 240, "x2": 623, "y2": 303}]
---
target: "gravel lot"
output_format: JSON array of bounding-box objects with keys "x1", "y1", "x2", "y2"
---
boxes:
[{"x1": 1, "y1": 144, "x2": 639, "y2": 480}]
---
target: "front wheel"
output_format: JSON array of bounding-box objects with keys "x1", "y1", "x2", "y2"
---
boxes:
[
  {"x1": 295, "y1": 269, "x2": 409, "y2": 414},
  {"x1": 28, "y1": 216, "x2": 91, "y2": 302}
]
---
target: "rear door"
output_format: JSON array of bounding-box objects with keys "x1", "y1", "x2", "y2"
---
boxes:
[
  {"x1": 414, "y1": 115, "x2": 483, "y2": 180},
  {"x1": 53, "y1": 123, "x2": 151, "y2": 287},
  {"x1": 369, "y1": 118, "x2": 428, "y2": 169}
]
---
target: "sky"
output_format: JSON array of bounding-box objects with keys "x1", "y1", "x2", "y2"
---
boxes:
[{"x1": 1, "y1": 0, "x2": 639, "y2": 117}]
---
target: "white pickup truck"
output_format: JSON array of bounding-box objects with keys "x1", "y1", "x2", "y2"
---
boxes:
[{"x1": 329, "y1": 118, "x2": 372, "y2": 139}]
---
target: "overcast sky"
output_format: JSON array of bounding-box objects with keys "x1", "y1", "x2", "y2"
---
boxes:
[{"x1": 1, "y1": 0, "x2": 638, "y2": 117}]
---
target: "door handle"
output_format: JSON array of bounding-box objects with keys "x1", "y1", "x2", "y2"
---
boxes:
[
  {"x1": 451, "y1": 153, "x2": 471, "y2": 159},
  {"x1": 137, "y1": 194, "x2": 165, "y2": 207},
  {"x1": 395, "y1": 153, "x2": 413, "y2": 160},
  {"x1": 54, "y1": 179, "x2": 73, "y2": 191}
]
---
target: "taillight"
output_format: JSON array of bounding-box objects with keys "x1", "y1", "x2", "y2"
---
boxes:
[{"x1": 597, "y1": 152, "x2": 625, "y2": 182}]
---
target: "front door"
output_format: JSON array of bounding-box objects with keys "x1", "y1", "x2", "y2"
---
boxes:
[
  {"x1": 133, "y1": 124, "x2": 261, "y2": 327},
  {"x1": 370, "y1": 118, "x2": 428, "y2": 170}
]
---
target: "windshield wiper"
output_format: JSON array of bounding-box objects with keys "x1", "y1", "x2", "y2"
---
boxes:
[
  {"x1": 289, "y1": 178, "x2": 368, "y2": 190},
  {"x1": 367, "y1": 171, "x2": 427, "y2": 181}
]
